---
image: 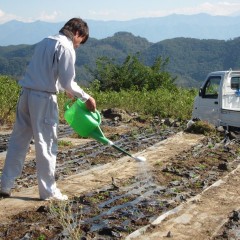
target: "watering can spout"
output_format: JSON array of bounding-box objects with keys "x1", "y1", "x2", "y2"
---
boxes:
[{"x1": 89, "y1": 126, "x2": 110, "y2": 145}]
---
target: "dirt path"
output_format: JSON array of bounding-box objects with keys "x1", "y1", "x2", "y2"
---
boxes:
[
  {"x1": 0, "y1": 132, "x2": 203, "y2": 223},
  {"x1": 127, "y1": 163, "x2": 240, "y2": 240}
]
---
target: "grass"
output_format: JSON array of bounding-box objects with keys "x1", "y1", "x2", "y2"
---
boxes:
[
  {"x1": 186, "y1": 120, "x2": 217, "y2": 136},
  {"x1": 49, "y1": 201, "x2": 83, "y2": 240},
  {"x1": 0, "y1": 75, "x2": 197, "y2": 125},
  {"x1": 92, "y1": 88, "x2": 197, "y2": 121},
  {"x1": 198, "y1": 164, "x2": 207, "y2": 170},
  {"x1": 58, "y1": 140, "x2": 73, "y2": 148}
]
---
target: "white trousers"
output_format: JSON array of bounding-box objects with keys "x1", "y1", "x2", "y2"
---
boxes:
[{"x1": 1, "y1": 88, "x2": 59, "y2": 199}]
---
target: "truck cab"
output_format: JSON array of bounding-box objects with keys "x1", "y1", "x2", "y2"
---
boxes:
[{"x1": 192, "y1": 70, "x2": 240, "y2": 129}]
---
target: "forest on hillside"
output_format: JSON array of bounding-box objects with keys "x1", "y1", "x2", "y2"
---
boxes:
[{"x1": 0, "y1": 32, "x2": 240, "y2": 87}]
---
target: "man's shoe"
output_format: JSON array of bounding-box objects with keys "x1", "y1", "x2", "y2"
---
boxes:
[
  {"x1": 0, "y1": 189, "x2": 11, "y2": 198},
  {"x1": 43, "y1": 189, "x2": 68, "y2": 201},
  {"x1": 47, "y1": 194, "x2": 68, "y2": 201}
]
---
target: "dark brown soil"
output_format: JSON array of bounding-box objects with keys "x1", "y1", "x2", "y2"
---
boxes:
[{"x1": 0, "y1": 118, "x2": 240, "y2": 240}]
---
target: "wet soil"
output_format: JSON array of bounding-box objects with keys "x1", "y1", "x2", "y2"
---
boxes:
[
  {"x1": 0, "y1": 118, "x2": 240, "y2": 239},
  {"x1": 214, "y1": 209, "x2": 240, "y2": 240}
]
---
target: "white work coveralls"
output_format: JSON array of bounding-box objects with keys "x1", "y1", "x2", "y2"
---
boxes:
[{"x1": 1, "y1": 34, "x2": 90, "y2": 199}]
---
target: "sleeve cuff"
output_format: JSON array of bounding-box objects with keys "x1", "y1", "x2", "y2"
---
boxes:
[{"x1": 78, "y1": 92, "x2": 90, "y2": 102}]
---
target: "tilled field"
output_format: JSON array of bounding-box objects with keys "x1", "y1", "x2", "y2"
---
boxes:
[
  {"x1": 1, "y1": 123, "x2": 176, "y2": 190},
  {"x1": 0, "y1": 119, "x2": 240, "y2": 239}
]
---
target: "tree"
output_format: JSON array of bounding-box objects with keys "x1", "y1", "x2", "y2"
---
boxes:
[
  {"x1": 90, "y1": 55, "x2": 176, "y2": 91},
  {"x1": 0, "y1": 75, "x2": 20, "y2": 123}
]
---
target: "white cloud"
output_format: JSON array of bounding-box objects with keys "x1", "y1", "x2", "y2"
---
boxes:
[
  {"x1": 169, "y1": 2, "x2": 240, "y2": 16},
  {"x1": 87, "y1": 9, "x2": 122, "y2": 20},
  {"x1": 38, "y1": 11, "x2": 61, "y2": 22},
  {"x1": 88, "y1": 10, "x2": 112, "y2": 17},
  {"x1": 1, "y1": 2, "x2": 240, "y2": 24},
  {"x1": 0, "y1": 9, "x2": 17, "y2": 23},
  {"x1": 0, "y1": 9, "x2": 61, "y2": 24},
  {"x1": 86, "y1": 2, "x2": 240, "y2": 20},
  {"x1": 0, "y1": 9, "x2": 34, "y2": 23}
]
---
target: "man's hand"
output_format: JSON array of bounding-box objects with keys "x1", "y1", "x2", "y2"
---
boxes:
[
  {"x1": 85, "y1": 96, "x2": 96, "y2": 112},
  {"x1": 65, "y1": 91, "x2": 75, "y2": 99}
]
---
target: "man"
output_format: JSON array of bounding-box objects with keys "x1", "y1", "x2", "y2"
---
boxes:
[{"x1": 0, "y1": 18, "x2": 96, "y2": 200}]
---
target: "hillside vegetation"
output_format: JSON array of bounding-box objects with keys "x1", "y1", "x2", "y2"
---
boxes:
[
  {"x1": 0, "y1": 33, "x2": 240, "y2": 87},
  {"x1": 0, "y1": 55, "x2": 197, "y2": 125}
]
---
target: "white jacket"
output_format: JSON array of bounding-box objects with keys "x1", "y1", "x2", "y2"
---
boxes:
[{"x1": 19, "y1": 33, "x2": 90, "y2": 101}]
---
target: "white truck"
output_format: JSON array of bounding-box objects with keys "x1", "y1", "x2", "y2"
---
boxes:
[{"x1": 192, "y1": 70, "x2": 240, "y2": 130}]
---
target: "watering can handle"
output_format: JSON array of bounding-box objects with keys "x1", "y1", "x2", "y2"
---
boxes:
[
  {"x1": 90, "y1": 108, "x2": 101, "y2": 124},
  {"x1": 64, "y1": 99, "x2": 73, "y2": 111},
  {"x1": 64, "y1": 99, "x2": 101, "y2": 124}
]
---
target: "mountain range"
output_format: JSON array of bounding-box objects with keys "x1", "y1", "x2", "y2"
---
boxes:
[
  {"x1": 1, "y1": 13, "x2": 240, "y2": 46},
  {"x1": 1, "y1": 31, "x2": 240, "y2": 88}
]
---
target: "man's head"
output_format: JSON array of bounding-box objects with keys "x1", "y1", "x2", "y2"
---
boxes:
[{"x1": 59, "y1": 18, "x2": 89, "y2": 48}]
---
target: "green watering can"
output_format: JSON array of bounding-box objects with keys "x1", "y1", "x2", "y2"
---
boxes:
[
  {"x1": 64, "y1": 98, "x2": 109, "y2": 145},
  {"x1": 64, "y1": 99, "x2": 146, "y2": 162}
]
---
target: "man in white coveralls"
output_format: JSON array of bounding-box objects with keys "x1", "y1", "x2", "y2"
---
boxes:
[{"x1": 0, "y1": 17, "x2": 96, "y2": 200}]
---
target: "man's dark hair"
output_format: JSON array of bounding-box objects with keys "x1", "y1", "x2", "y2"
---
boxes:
[{"x1": 59, "y1": 18, "x2": 89, "y2": 44}]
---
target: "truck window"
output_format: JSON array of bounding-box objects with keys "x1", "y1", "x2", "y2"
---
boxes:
[
  {"x1": 202, "y1": 76, "x2": 221, "y2": 99},
  {"x1": 231, "y1": 77, "x2": 240, "y2": 90}
]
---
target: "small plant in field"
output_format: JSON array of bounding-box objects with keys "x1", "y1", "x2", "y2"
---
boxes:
[
  {"x1": 70, "y1": 132, "x2": 84, "y2": 139},
  {"x1": 208, "y1": 144, "x2": 214, "y2": 149},
  {"x1": 62, "y1": 167, "x2": 72, "y2": 175},
  {"x1": 236, "y1": 148, "x2": 240, "y2": 156},
  {"x1": 96, "y1": 191, "x2": 110, "y2": 201},
  {"x1": 58, "y1": 140, "x2": 73, "y2": 148},
  {"x1": 77, "y1": 152, "x2": 85, "y2": 157},
  {"x1": 49, "y1": 201, "x2": 83, "y2": 240},
  {"x1": 186, "y1": 120, "x2": 216, "y2": 136},
  {"x1": 198, "y1": 164, "x2": 207, "y2": 170},
  {"x1": 87, "y1": 196, "x2": 99, "y2": 204},
  {"x1": 120, "y1": 196, "x2": 132, "y2": 204},
  {"x1": 194, "y1": 180, "x2": 203, "y2": 188},
  {"x1": 190, "y1": 173, "x2": 198, "y2": 178},
  {"x1": 109, "y1": 134, "x2": 120, "y2": 141},
  {"x1": 146, "y1": 206, "x2": 156, "y2": 213},
  {"x1": 121, "y1": 177, "x2": 136, "y2": 187},
  {"x1": 161, "y1": 124, "x2": 168, "y2": 130},
  {"x1": 206, "y1": 158, "x2": 218, "y2": 164},
  {"x1": 172, "y1": 187, "x2": 182, "y2": 193},
  {"x1": 144, "y1": 126, "x2": 155, "y2": 134},
  {"x1": 37, "y1": 235, "x2": 46, "y2": 240},
  {"x1": 126, "y1": 226, "x2": 135, "y2": 233},
  {"x1": 154, "y1": 161, "x2": 163, "y2": 167},
  {"x1": 129, "y1": 129, "x2": 139, "y2": 138}
]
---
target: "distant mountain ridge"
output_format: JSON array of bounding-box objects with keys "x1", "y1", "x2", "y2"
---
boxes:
[
  {"x1": 1, "y1": 13, "x2": 240, "y2": 46},
  {"x1": 1, "y1": 32, "x2": 240, "y2": 88}
]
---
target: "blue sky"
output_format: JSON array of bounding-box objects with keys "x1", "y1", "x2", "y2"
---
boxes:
[{"x1": 0, "y1": 0, "x2": 240, "y2": 24}]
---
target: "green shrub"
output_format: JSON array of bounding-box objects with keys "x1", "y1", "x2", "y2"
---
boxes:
[
  {"x1": 0, "y1": 76, "x2": 197, "y2": 125},
  {"x1": 186, "y1": 120, "x2": 216, "y2": 135},
  {"x1": 0, "y1": 76, "x2": 20, "y2": 124},
  {"x1": 90, "y1": 55, "x2": 176, "y2": 91},
  {"x1": 92, "y1": 88, "x2": 197, "y2": 121}
]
